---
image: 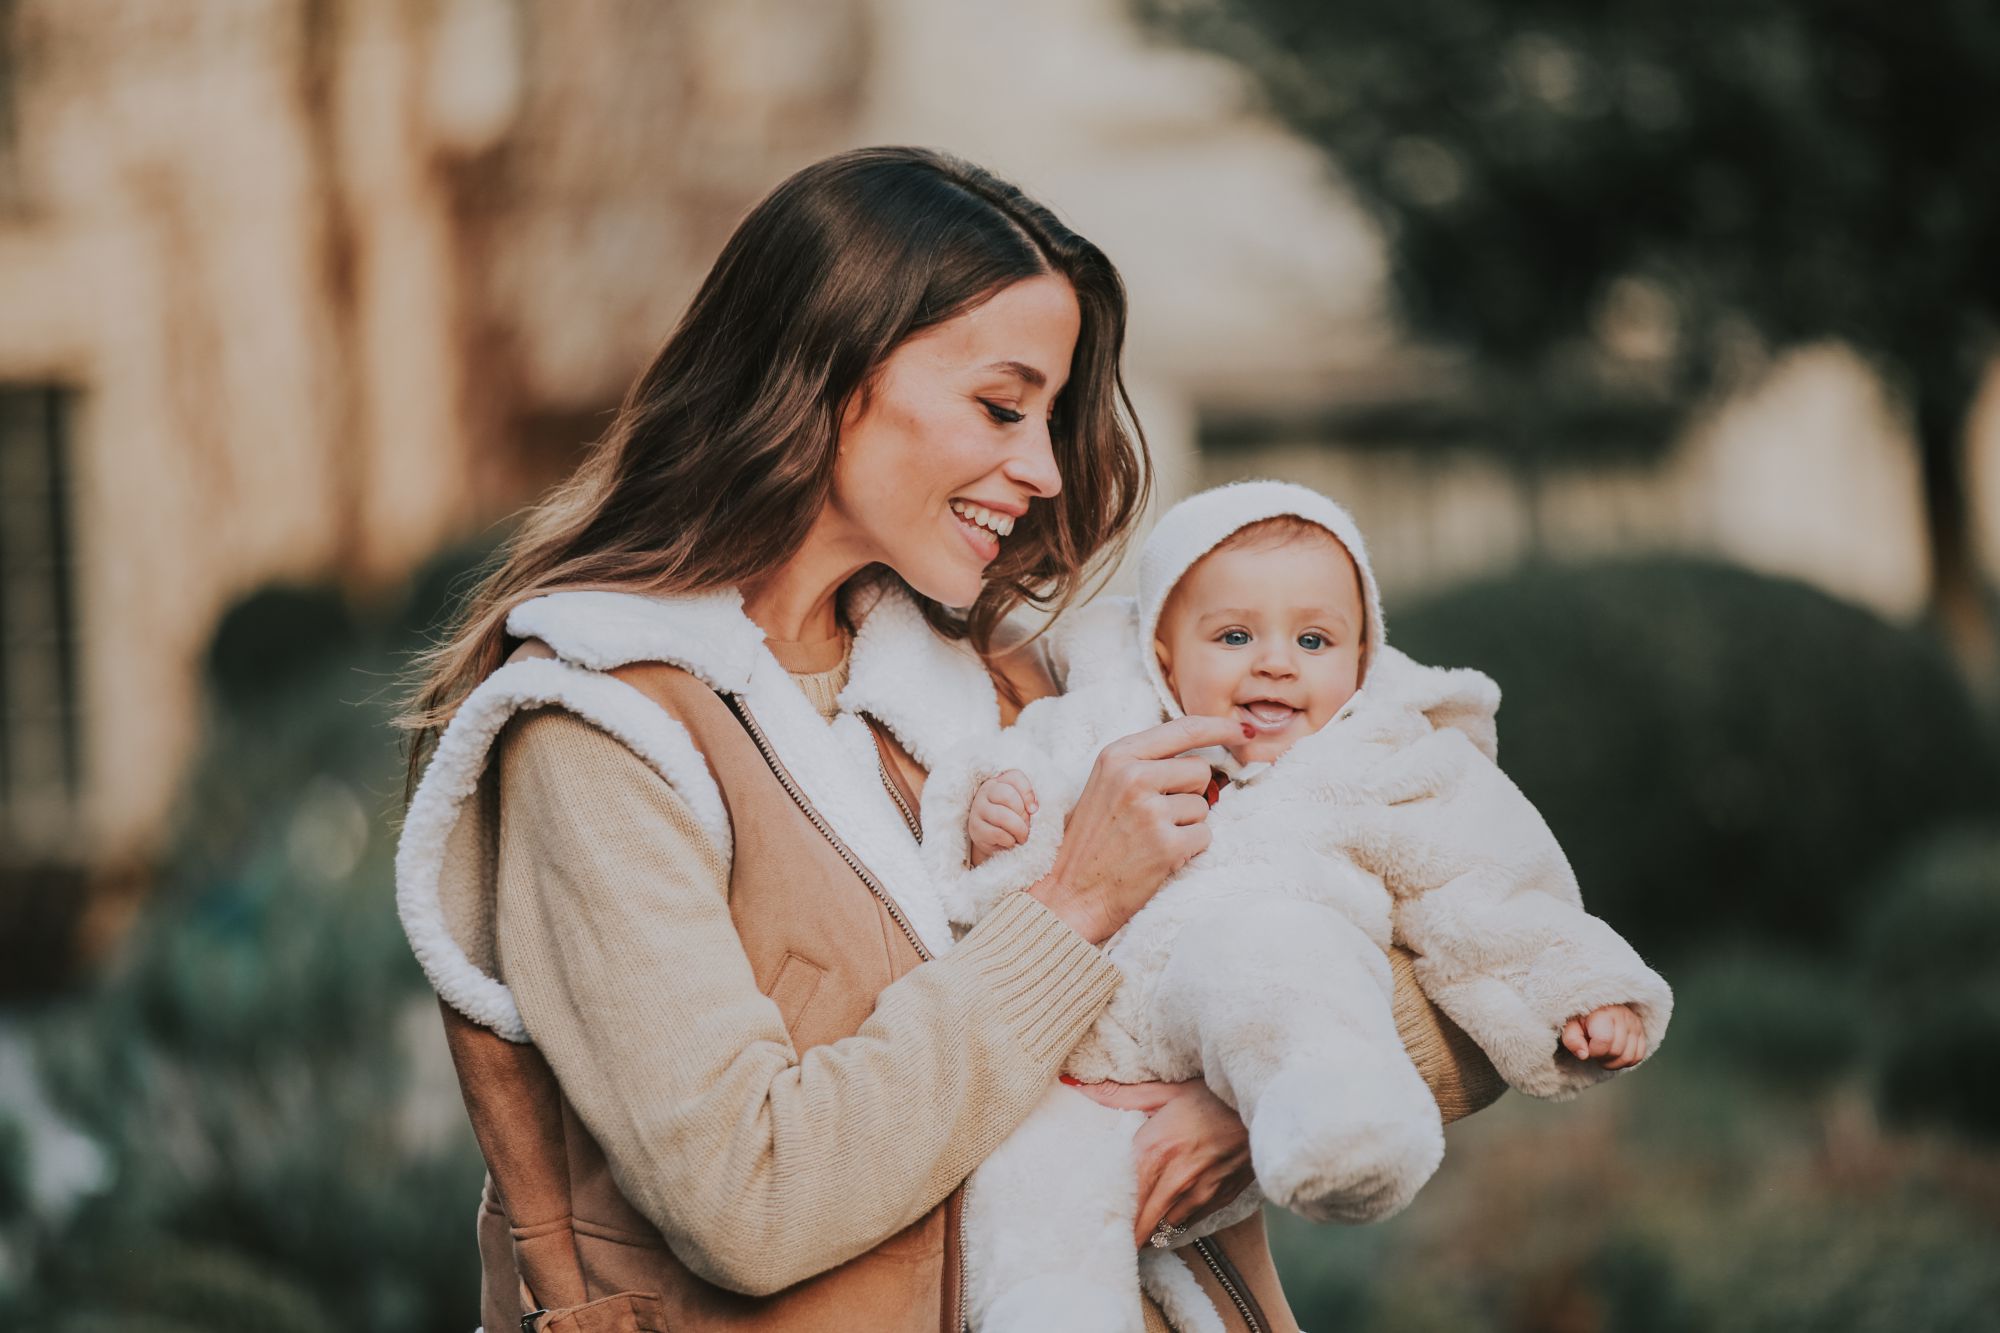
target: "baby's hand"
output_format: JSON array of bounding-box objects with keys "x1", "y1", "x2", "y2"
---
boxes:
[
  {"x1": 1561, "y1": 1004, "x2": 1647, "y2": 1070},
  {"x1": 967, "y1": 770, "x2": 1037, "y2": 867}
]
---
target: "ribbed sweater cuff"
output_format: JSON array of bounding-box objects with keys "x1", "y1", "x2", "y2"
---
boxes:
[
  {"x1": 947, "y1": 891, "x2": 1121, "y2": 1068},
  {"x1": 1390, "y1": 948, "x2": 1508, "y2": 1123}
]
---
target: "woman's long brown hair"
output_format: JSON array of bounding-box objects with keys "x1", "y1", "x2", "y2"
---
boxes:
[{"x1": 398, "y1": 147, "x2": 1150, "y2": 796}]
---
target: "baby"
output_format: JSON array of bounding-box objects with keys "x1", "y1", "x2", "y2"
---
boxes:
[
  {"x1": 919, "y1": 481, "x2": 1672, "y2": 1333},
  {"x1": 971, "y1": 510, "x2": 1648, "y2": 1073}
]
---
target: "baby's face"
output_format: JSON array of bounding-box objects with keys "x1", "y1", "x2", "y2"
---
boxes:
[{"x1": 1153, "y1": 531, "x2": 1366, "y2": 766}]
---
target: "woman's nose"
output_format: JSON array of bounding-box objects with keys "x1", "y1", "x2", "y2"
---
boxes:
[{"x1": 1002, "y1": 420, "x2": 1062, "y2": 499}]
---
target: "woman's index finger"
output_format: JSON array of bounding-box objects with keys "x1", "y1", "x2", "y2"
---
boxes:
[{"x1": 1115, "y1": 714, "x2": 1244, "y2": 761}]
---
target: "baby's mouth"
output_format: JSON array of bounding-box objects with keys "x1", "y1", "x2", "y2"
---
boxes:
[{"x1": 1237, "y1": 701, "x2": 1298, "y2": 732}]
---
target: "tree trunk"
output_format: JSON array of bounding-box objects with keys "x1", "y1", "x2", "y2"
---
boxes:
[{"x1": 1913, "y1": 368, "x2": 1998, "y2": 699}]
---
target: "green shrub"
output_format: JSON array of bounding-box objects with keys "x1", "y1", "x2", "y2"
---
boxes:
[
  {"x1": 0, "y1": 1114, "x2": 24, "y2": 1223},
  {"x1": 1391, "y1": 557, "x2": 2000, "y2": 959},
  {"x1": 1665, "y1": 948, "x2": 1867, "y2": 1092},
  {"x1": 1856, "y1": 827, "x2": 2000, "y2": 1143},
  {"x1": 204, "y1": 586, "x2": 360, "y2": 709},
  {"x1": 38, "y1": 1239, "x2": 336, "y2": 1333}
]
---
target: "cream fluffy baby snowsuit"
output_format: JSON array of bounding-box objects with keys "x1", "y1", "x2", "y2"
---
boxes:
[{"x1": 919, "y1": 482, "x2": 1674, "y2": 1333}]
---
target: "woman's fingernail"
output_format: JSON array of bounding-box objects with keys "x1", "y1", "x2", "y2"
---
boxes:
[
  {"x1": 1241, "y1": 723, "x2": 1254, "y2": 738},
  {"x1": 1058, "y1": 1074, "x2": 1082, "y2": 1086}
]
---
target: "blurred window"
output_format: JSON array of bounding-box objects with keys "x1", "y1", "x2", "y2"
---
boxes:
[
  {"x1": 0, "y1": 0, "x2": 15, "y2": 198},
  {"x1": 0, "y1": 386, "x2": 82, "y2": 853}
]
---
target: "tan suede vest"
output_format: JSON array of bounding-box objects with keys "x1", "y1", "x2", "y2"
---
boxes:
[{"x1": 441, "y1": 647, "x2": 1299, "y2": 1333}]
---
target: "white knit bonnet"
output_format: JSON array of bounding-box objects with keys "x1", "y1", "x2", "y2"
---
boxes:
[{"x1": 1137, "y1": 479, "x2": 1386, "y2": 724}]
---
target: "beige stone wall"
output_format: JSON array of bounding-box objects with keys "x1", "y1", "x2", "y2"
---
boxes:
[{"x1": 0, "y1": 0, "x2": 867, "y2": 865}]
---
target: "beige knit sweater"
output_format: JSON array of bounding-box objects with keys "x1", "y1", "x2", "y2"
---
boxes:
[{"x1": 491, "y1": 639, "x2": 1124, "y2": 1293}]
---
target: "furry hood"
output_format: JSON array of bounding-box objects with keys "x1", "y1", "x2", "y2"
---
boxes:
[{"x1": 1136, "y1": 481, "x2": 1389, "y2": 725}]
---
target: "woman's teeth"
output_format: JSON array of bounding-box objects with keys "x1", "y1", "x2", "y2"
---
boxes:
[{"x1": 950, "y1": 500, "x2": 1014, "y2": 537}]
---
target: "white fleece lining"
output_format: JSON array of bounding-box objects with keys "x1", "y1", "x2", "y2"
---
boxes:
[
  {"x1": 1139, "y1": 1251, "x2": 1228, "y2": 1333},
  {"x1": 395, "y1": 656, "x2": 732, "y2": 1042},
  {"x1": 837, "y1": 577, "x2": 1003, "y2": 774},
  {"x1": 513, "y1": 584, "x2": 975, "y2": 957},
  {"x1": 398, "y1": 582, "x2": 993, "y2": 1042},
  {"x1": 506, "y1": 586, "x2": 766, "y2": 690}
]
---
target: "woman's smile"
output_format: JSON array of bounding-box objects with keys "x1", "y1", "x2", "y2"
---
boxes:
[{"x1": 949, "y1": 497, "x2": 1019, "y2": 564}]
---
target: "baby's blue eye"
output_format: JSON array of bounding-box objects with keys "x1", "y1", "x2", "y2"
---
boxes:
[
  {"x1": 1298, "y1": 632, "x2": 1327, "y2": 651},
  {"x1": 1219, "y1": 629, "x2": 1250, "y2": 646}
]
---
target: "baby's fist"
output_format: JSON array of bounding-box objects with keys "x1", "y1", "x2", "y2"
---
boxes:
[
  {"x1": 1561, "y1": 1004, "x2": 1647, "y2": 1070},
  {"x1": 966, "y1": 770, "x2": 1038, "y2": 867}
]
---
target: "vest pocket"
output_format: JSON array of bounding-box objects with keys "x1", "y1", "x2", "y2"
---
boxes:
[
  {"x1": 533, "y1": 1291, "x2": 670, "y2": 1332},
  {"x1": 765, "y1": 950, "x2": 826, "y2": 1033}
]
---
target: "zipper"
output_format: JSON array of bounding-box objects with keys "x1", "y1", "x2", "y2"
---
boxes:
[
  {"x1": 869, "y1": 721, "x2": 966, "y2": 1333},
  {"x1": 868, "y1": 720, "x2": 968, "y2": 1320},
  {"x1": 723, "y1": 694, "x2": 933, "y2": 964},
  {"x1": 1192, "y1": 1236, "x2": 1267, "y2": 1333},
  {"x1": 871, "y1": 726, "x2": 924, "y2": 843},
  {"x1": 949, "y1": 1184, "x2": 969, "y2": 1333},
  {"x1": 722, "y1": 695, "x2": 965, "y2": 1332}
]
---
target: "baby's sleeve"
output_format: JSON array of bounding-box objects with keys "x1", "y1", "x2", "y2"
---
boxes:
[
  {"x1": 1372, "y1": 731, "x2": 1673, "y2": 1099},
  {"x1": 921, "y1": 596, "x2": 1163, "y2": 932},
  {"x1": 918, "y1": 682, "x2": 1131, "y2": 931}
]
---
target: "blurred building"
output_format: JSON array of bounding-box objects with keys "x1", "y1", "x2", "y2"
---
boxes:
[{"x1": 0, "y1": 0, "x2": 1993, "y2": 924}]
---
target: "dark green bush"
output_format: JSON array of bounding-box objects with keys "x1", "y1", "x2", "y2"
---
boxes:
[
  {"x1": 1391, "y1": 557, "x2": 2000, "y2": 959},
  {"x1": 38, "y1": 1239, "x2": 336, "y2": 1333},
  {"x1": 0, "y1": 1115, "x2": 25, "y2": 1223},
  {"x1": 204, "y1": 585, "x2": 360, "y2": 708},
  {"x1": 1856, "y1": 827, "x2": 2000, "y2": 1143},
  {"x1": 1664, "y1": 948, "x2": 1866, "y2": 1092}
]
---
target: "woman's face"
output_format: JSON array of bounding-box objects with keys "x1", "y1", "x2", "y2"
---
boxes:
[{"x1": 828, "y1": 274, "x2": 1079, "y2": 607}]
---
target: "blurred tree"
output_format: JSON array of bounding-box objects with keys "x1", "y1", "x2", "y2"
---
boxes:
[{"x1": 1143, "y1": 0, "x2": 2000, "y2": 676}]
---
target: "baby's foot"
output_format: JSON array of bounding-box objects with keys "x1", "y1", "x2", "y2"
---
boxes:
[{"x1": 1249, "y1": 1062, "x2": 1444, "y2": 1224}]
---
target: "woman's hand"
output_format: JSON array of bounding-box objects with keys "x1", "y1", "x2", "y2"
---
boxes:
[
  {"x1": 1067, "y1": 1077, "x2": 1255, "y2": 1248},
  {"x1": 1028, "y1": 714, "x2": 1244, "y2": 944}
]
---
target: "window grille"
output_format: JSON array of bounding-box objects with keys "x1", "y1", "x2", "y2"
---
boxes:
[
  {"x1": 0, "y1": 0, "x2": 17, "y2": 206},
  {"x1": 0, "y1": 385, "x2": 81, "y2": 854}
]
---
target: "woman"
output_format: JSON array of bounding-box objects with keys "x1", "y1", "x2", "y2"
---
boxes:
[{"x1": 397, "y1": 147, "x2": 1499, "y2": 1333}]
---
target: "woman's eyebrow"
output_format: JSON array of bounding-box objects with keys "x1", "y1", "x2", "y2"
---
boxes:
[{"x1": 982, "y1": 359, "x2": 1047, "y2": 388}]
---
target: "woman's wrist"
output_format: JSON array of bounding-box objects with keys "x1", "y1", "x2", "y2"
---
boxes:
[{"x1": 1027, "y1": 874, "x2": 1111, "y2": 946}]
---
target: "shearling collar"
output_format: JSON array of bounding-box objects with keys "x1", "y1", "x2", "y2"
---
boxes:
[{"x1": 505, "y1": 577, "x2": 1003, "y2": 772}]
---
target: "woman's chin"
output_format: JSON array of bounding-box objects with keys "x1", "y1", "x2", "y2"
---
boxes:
[{"x1": 893, "y1": 560, "x2": 986, "y2": 610}]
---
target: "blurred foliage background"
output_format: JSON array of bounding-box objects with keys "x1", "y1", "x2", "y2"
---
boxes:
[{"x1": 2, "y1": 1, "x2": 1998, "y2": 1330}]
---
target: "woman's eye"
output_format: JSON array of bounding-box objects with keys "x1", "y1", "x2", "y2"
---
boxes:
[
  {"x1": 1298, "y1": 632, "x2": 1327, "y2": 651},
  {"x1": 981, "y1": 400, "x2": 1025, "y2": 425},
  {"x1": 1220, "y1": 630, "x2": 1251, "y2": 646}
]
